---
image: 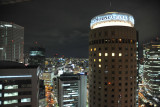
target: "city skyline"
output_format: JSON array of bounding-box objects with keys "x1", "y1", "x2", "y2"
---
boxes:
[{"x1": 0, "y1": 0, "x2": 160, "y2": 58}]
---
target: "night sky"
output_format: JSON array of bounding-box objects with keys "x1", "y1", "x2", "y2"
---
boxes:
[{"x1": 0, "y1": 0, "x2": 160, "y2": 58}]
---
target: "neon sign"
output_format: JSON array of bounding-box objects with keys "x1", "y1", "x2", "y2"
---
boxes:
[{"x1": 90, "y1": 12, "x2": 135, "y2": 29}]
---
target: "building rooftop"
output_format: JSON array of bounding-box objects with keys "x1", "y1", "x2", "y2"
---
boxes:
[
  {"x1": 0, "y1": 61, "x2": 38, "y2": 69},
  {"x1": 59, "y1": 73, "x2": 80, "y2": 81}
]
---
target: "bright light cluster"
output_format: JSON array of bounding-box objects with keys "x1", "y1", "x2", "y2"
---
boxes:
[{"x1": 90, "y1": 12, "x2": 135, "y2": 29}]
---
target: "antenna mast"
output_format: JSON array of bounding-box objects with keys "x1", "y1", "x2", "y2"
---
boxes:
[{"x1": 110, "y1": 1, "x2": 112, "y2": 7}]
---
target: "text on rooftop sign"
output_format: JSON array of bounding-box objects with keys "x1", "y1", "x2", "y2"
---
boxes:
[{"x1": 91, "y1": 13, "x2": 134, "y2": 25}]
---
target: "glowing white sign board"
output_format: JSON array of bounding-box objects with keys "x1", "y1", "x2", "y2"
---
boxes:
[
  {"x1": 4, "y1": 24, "x2": 12, "y2": 27},
  {"x1": 90, "y1": 12, "x2": 135, "y2": 29}
]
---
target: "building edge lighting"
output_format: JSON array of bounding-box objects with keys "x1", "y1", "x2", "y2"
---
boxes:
[
  {"x1": 90, "y1": 12, "x2": 134, "y2": 29},
  {"x1": 0, "y1": 75, "x2": 32, "y2": 79}
]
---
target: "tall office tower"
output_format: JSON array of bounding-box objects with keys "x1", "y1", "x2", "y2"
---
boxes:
[
  {"x1": 28, "y1": 46, "x2": 45, "y2": 66},
  {"x1": 143, "y1": 39, "x2": 160, "y2": 104},
  {"x1": 0, "y1": 21, "x2": 24, "y2": 63},
  {"x1": 57, "y1": 73, "x2": 87, "y2": 107},
  {"x1": 0, "y1": 61, "x2": 39, "y2": 107},
  {"x1": 89, "y1": 12, "x2": 138, "y2": 107}
]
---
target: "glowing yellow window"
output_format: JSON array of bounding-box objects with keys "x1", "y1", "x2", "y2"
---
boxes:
[
  {"x1": 94, "y1": 59, "x2": 96, "y2": 62},
  {"x1": 91, "y1": 48, "x2": 92, "y2": 51},
  {"x1": 94, "y1": 48, "x2": 96, "y2": 51},
  {"x1": 99, "y1": 59, "x2": 101, "y2": 62},
  {"x1": 105, "y1": 53, "x2": 108, "y2": 56},
  {"x1": 99, "y1": 64, "x2": 101, "y2": 68},
  {"x1": 99, "y1": 53, "x2": 102, "y2": 56},
  {"x1": 119, "y1": 53, "x2": 122, "y2": 56},
  {"x1": 112, "y1": 53, "x2": 115, "y2": 56}
]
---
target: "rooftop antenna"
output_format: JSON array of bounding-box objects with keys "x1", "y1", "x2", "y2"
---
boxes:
[
  {"x1": 110, "y1": 0, "x2": 112, "y2": 7},
  {"x1": 109, "y1": 0, "x2": 112, "y2": 12}
]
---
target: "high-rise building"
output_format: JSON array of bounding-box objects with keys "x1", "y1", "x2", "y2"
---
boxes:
[
  {"x1": 143, "y1": 39, "x2": 160, "y2": 105},
  {"x1": 89, "y1": 12, "x2": 138, "y2": 107},
  {"x1": 57, "y1": 73, "x2": 87, "y2": 107},
  {"x1": 0, "y1": 61, "x2": 39, "y2": 107},
  {"x1": 0, "y1": 21, "x2": 24, "y2": 63},
  {"x1": 28, "y1": 46, "x2": 45, "y2": 66}
]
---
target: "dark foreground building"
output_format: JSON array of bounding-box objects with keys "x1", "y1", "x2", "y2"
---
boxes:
[
  {"x1": 0, "y1": 61, "x2": 39, "y2": 107},
  {"x1": 88, "y1": 12, "x2": 138, "y2": 107}
]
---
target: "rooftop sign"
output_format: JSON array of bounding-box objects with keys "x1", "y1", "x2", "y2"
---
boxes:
[{"x1": 90, "y1": 12, "x2": 135, "y2": 29}]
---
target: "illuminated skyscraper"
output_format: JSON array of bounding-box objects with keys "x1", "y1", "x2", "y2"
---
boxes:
[
  {"x1": 89, "y1": 12, "x2": 138, "y2": 107},
  {"x1": 143, "y1": 39, "x2": 160, "y2": 104},
  {"x1": 0, "y1": 21, "x2": 24, "y2": 63}
]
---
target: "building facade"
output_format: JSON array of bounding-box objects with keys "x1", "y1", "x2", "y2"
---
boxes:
[
  {"x1": 143, "y1": 40, "x2": 160, "y2": 104},
  {"x1": 0, "y1": 21, "x2": 24, "y2": 63},
  {"x1": 0, "y1": 61, "x2": 39, "y2": 107},
  {"x1": 57, "y1": 73, "x2": 87, "y2": 107},
  {"x1": 28, "y1": 46, "x2": 45, "y2": 66},
  {"x1": 89, "y1": 12, "x2": 138, "y2": 107}
]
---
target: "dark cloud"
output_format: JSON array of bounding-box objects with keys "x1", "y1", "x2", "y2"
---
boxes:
[{"x1": 0, "y1": 0, "x2": 160, "y2": 58}]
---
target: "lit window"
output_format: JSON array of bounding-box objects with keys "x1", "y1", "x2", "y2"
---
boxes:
[
  {"x1": 99, "y1": 53, "x2": 102, "y2": 56},
  {"x1": 4, "y1": 92, "x2": 18, "y2": 97},
  {"x1": 4, "y1": 100, "x2": 18, "y2": 105},
  {"x1": 0, "y1": 84, "x2": 2, "y2": 90},
  {"x1": 99, "y1": 64, "x2": 101, "y2": 68},
  {"x1": 99, "y1": 59, "x2": 101, "y2": 62},
  {"x1": 112, "y1": 53, "x2": 115, "y2": 56},
  {"x1": 94, "y1": 59, "x2": 96, "y2": 62},
  {"x1": 105, "y1": 53, "x2": 108, "y2": 56},
  {"x1": 0, "y1": 93, "x2": 2, "y2": 97},
  {"x1": 108, "y1": 82, "x2": 111, "y2": 85},
  {"x1": 21, "y1": 98, "x2": 31, "y2": 103},
  {"x1": 119, "y1": 53, "x2": 122, "y2": 56},
  {"x1": 94, "y1": 48, "x2": 96, "y2": 51},
  {"x1": 4, "y1": 85, "x2": 18, "y2": 89},
  {"x1": 91, "y1": 48, "x2": 92, "y2": 51},
  {"x1": 0, "y1": 101, "x2": 1, "y2": 105}
]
